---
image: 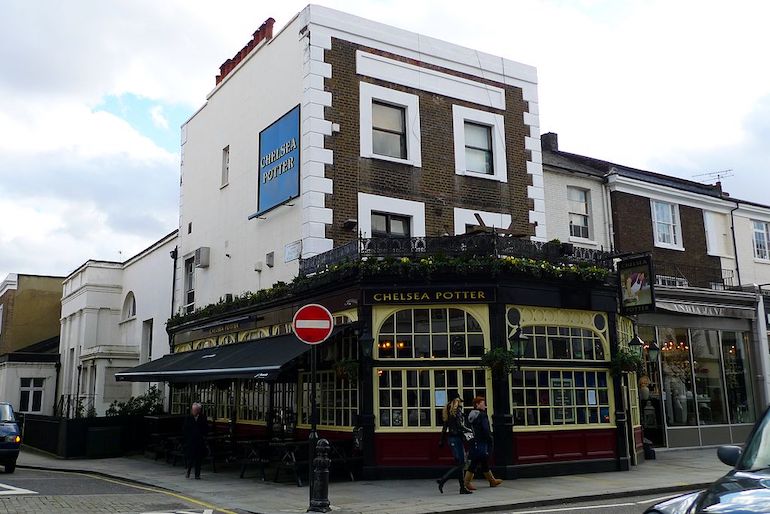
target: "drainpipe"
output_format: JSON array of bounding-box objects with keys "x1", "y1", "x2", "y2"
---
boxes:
[
  {"x1": 52, "y1": 361, "x2": 61, "y2": 417},
  {"x1": 729, "y1": 203, "x2": 742, "y2": 286},
  {"x1": 168, "y1": 246, "x2": 178, "y2": 352},
  {"x1": 756, "y1": 285, "x2": 770, "y2": 407},
  {"x1": 602, "y1": 170, "x2": 616, "y2": 252}
]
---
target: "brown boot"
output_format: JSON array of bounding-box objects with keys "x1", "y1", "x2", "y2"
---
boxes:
[
  {"x1": 464, "y1": 471, "x2": 477, "y2": 491},
  {"x1": 484, "y1": 471, "x2": 503, "y2": 487}
]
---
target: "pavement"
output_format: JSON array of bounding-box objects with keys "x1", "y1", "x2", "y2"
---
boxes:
[{"x1": 17, "y1": 447, "x2": 729, "y2": 514}]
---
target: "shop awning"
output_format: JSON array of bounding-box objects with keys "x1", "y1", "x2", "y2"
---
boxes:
[
  {"x1": 655, "y1": 299, "x2": 756, "y2": 320},
  {"x1": 115, "y1": 327, "x2": 347, "y2": 383}
]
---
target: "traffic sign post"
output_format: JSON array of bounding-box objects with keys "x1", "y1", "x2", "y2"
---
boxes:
[{"x1": 293, "y1": 304, "x2": 334, "y2": 512}]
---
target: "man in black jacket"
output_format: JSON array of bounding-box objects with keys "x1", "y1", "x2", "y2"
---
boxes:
[{"x1": 183, "y1": 402, "x2": 208, "y2": 479}]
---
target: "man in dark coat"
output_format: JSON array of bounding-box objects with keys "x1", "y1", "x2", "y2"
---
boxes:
[{"x1": 183, "y1": 402, "x2": 208, "y2": 479}]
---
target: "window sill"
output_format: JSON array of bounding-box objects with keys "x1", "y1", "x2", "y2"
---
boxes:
[
  {"x1": 754, "y1": 258, "x2": 770, "y2": 265},
  {"x1": 220, "y1": 182, "x2": 229, "y2": 190},
  {"x1": 455, "y1": 169, "x2": 506, "y2": 183},
  {"x1": 568, "y1": 236, "x2": 600, "y2": 247},
  {"x1": 654, "y1": 242, "x2": 685, "y2": 252},
  {"x1": 119, "y1": 316, "x2": 136, "y2": 325},
  {"x1": 363, "y1": 152, "x2": 420, "y2": 168}
]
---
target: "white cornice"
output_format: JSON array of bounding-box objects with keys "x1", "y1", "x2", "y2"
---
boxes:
[
  {"x1": 607, "y1": 174, "x2": 735, "y2": 213},
  {"x1": 0, "y1": 273, "x2": 18, "y2": 297},
  {"x1": 735, "y1": 202, "x2": 770, "y2": 222},
  {"x1": 303, "y1": 5, "x2": 538, "y2": 100},
  {"x1": 61, "y1": 283, "x2": 123, "y2": 304}
]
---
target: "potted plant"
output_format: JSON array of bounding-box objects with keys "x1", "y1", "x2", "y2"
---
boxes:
[
  {"x1": 611, "y1": 347, "x2": 643, "y2": 375},
  {"x1": 334, "y1": 359, "x2": 359, "y2": 381},
  {"x1": 480, "y1": 347, "x2": 518, "y2": 375}
]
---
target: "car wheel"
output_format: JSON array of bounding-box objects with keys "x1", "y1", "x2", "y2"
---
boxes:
[{"x1": 4, "y1": 463, "x2": 15, "y2": 473}]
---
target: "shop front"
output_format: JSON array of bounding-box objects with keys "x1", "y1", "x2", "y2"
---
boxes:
[{"x1": 636, "y1": 287, "x2": 760, "y2": 449}]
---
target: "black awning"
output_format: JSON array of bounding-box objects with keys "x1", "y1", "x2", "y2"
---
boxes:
[{"x1": 114, "y1": 326, "x2": 348, "y2": 383}]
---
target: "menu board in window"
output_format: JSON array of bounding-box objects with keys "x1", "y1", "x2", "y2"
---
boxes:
[{"x1": 551, "y1": 377, "x2": 575, "y2": 423}]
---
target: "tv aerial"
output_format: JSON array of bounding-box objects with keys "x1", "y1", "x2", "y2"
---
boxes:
[{"x1": 692, "y1": 169, "x2": 734, "y2": 183}]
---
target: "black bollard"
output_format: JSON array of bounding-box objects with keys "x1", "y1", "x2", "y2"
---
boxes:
[{"x1": 307, "y1": 438, "x2": 331, "y2": 513}]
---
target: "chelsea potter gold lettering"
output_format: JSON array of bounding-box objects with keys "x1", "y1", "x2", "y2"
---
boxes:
[{"x1": 371, "y1": 290, "x2": 487, "y2": 302}]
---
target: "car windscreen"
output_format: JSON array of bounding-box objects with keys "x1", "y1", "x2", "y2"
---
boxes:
[
  {"x1": 738, "y1": 407, "x2": 770, "y2": 471},
  {"x1": 0, "y1": 405, "x2": 14, "y2": 423}
]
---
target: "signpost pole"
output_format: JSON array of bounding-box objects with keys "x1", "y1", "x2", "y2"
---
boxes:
[
  {"x1": 309, "y1": 344, "x2": 318, "y2": 498},
  {"x1": 292, "y1": 303, "x2": 333, "y2": 511}
]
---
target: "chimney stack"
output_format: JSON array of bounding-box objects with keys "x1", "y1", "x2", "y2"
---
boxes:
[{"x1": 541, "y1": 132, "x2": 558, "y2": 151}]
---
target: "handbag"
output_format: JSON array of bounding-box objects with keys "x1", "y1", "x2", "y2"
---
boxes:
[{"x1": 463, "y1": 431, "x2": 474, "y2": 442}]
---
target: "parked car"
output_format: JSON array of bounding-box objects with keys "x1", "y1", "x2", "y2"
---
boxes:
[
  {"x1": 0, "y1": 403, "x2": 20, "y2": 473},
  {"x1": 645, "y1": 406, "x2": 770, "y2": 513}
]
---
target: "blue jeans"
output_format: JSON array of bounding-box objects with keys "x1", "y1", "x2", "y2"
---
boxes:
[{"x1": 448, "y1": 435, "x2": 466, "y2": 465}]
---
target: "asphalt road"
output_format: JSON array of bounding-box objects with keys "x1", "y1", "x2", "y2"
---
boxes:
[
  {"x1": 482, "y1": 491, "x2": 696, "y2": 514},
  {"x1": 0, "y1": 468, "x2": 236, "y2": 514}
]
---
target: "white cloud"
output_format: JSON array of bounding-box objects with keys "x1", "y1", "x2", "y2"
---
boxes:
[
  {"x1": 1, "y1": 0, "x2": 769, "y2": 282},
  {"x1": 150, "y1": 105, "x2": 169, "y2": 130}
]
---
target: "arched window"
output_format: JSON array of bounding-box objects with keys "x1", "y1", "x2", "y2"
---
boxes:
[
  {"x1": 122, "y1": 292, "x2": 136, "y2": 320},
  {"x1": 376, "y1": 307, "x2": 485, "y2": 359}
]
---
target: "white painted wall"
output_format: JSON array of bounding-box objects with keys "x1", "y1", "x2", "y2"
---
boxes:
[
  {"x1": 175, "y1": 16, "x2": 305, "y2": 314},
  {"x1": 734, "y1": 204, "x2": 770, "y2": 286},
  {"x1": 0, "y1": 362, "x2": 57, "y2": 416},
  {"x1": 58, "y1": 233, "x2": 177, "y2": 415},
  {"x1": 542, "y1": 168, "x2": 611, "y2": 250}
]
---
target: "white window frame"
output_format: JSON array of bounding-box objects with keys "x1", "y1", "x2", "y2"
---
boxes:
[
  {"x1": 359, "y1": 82, "x2": 421, "y2": 167},
  {"x1": 567, "y1": 187, "x2": 591, "y2": 241},
  {"x1": 650, "y1": 200, "x2": 684, "y2": 251},
  {"x1": 221, "y1": 145, "x2": 230, "y2": 188},
  {"x1": 453, "y1": 208, "x2": 511, "y2": 235},
  {"x1": 183, "y1": 257, "x2": 195, "y2": 314},
  {"x1": 452, "y1": 105, "x2": 507, "y2": 182},
  {"x1": 358, "y1": 193, "x2": 425, "y2": 238},
  {"x1": 19, "y1": 377, "x2": 44, "y2": 414},
  {"x1": 0, "y1": 304, "x2": 3, "y2": 335},
  {"x1": 752, "y1": 220, "x2": 770, "y2": 261}
]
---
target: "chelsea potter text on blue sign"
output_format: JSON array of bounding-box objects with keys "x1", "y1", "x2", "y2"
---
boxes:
[{"x1": 256, "y1": 105, "x2": 300, "y2": 216}]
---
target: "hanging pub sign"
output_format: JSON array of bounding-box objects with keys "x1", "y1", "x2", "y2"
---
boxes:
[
  {"x1": 617, "y1": 255, "x2": 655, "y2": 315},
  {"x1": 252, "y1": 105, "x2": 300, "y2": 217},
  {"x1": 363, "y1": 287, "x2": 496, "y2": 305}
]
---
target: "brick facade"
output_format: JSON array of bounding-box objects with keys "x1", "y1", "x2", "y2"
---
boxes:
[
  {"x1": 323, "y1": 38, "x2": 534, "y2": 246},
  {"x1": 611, "y1": 190, "x2": 722, "y2": 274}
]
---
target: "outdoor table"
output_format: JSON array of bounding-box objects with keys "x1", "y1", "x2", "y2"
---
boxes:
[
  {"x1": 270, "y1": 439, "x2": 310, "y2": 486},
  {"x1": 237, "y1": 439, "x2": 270, "y2": 479}
]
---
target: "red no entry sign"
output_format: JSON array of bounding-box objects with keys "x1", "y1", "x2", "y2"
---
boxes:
[{"x1": 292, "y1": 304, "x2": 334, "y2": 345}]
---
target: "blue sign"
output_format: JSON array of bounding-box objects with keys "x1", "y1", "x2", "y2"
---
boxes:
[{"x1": 255, "y1": 105, "x2": 300, "y2": 216}]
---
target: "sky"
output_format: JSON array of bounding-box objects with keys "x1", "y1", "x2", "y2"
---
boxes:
[{"x1": 1, "y1": 0, "x2": 769, "y2": 280}]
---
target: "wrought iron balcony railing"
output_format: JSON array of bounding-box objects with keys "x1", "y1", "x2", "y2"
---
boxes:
[
  {"x1": 653, "y1": 261, "x2": 734, "y2": 290},
  {"x1": 299, "y1": 234, "x2": 613, "y2": 276}
]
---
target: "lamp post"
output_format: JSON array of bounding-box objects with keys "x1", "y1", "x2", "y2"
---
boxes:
[
  {"x1": 628, "y1": 335, "x2": 645, "y2": 359},
  {"x1": 646, "y1": 341, "x2": 660, "y2": 364},
  {"x1": 510, "y1": 327, "x2": 528, "y2": 370}
]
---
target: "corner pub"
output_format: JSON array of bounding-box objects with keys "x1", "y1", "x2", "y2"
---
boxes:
[{"x1": 118, "y1": 239, "x2": 644, "y2": 480}]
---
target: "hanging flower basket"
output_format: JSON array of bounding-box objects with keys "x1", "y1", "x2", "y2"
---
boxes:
[
  {"x1": 611, "y1": 347, "x2": 643, "y2": 375},
  {"x1": 480, "y1": 348, "x2": 518, "y2": 375},
  {"x1": 334, "y1": 359, "x2": 359, "y2": 381}
]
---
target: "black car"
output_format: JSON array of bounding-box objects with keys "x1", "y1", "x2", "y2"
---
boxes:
[
  {"x1": 645, "y1": 407, "x2": 770, "y2": 513},
  {"x1": 0, "y1": 403, "x2": 20, "y2": 473}
]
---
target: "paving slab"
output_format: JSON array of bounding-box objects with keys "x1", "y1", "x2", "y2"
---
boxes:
[{"x1": 18, "y1": 447, "x2": 727, "y2": 514}]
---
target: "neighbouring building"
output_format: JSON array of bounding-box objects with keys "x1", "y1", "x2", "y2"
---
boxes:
[
  {"x1": 541, "y1": 132, "x2": 770, "y2": 450},
  {"x1": 58, "y1": 231, "x2": 177, "y2": 416},
  {"x1": 117, "y1": 5, "x2": 649, "y2": 479},
  {"x1": 0, "y1": 274, "x2": 63, "y2": 416}
]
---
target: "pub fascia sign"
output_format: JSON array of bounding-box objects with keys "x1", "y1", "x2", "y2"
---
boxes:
[
  {"x1": 364, "y1": 287, "x2": 495, "y2": 305},
  {"x1": 251, "y1": 104, "x2": 301, "y2": 218}
]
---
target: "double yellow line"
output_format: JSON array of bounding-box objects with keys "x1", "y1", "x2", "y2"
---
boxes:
[{"x1": 25, "y1": 468, "x2": 238, "y2": 514}]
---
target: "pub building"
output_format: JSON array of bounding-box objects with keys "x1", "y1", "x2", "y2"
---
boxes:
[
  {"x1": 115, "y1": 5, "x2": 647, "y2": 479},
  {"x1": 117, "y1": 241, "x2": 650, "y2": 478}
]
